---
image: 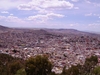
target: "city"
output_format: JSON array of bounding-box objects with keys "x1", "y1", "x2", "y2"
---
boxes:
[{"x1": 0, "y1": 25, "x2": 100, "y2": 73}]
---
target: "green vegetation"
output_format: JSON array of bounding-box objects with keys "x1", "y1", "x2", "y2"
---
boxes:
[
  {"x1": 0, "y1": 53, "x2": 25, "y2": 75},
  {"x1": 0, "y1": 53, "x2": 100, "y2": 75},
  {"x1": 25, "y1": 55, "x2": 53, "y2": 75}
]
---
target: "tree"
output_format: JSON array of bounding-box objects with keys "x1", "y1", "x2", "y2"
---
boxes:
[
  {"x1": 15, "y1": 68, "x2": 26, "y2": 75},
  {"x1": 65, "y1": 65, "x2": 79, "y2": 75},
  {"x1": 61, "y1": 66, "x2": 66, "y2": 75},
  {"x1": 85, "y1": 55, "x2": 98, "y2": 65},
  {"x1": 93, "y1": 66, "x2": 100, "y2": 75},
  {"x1": 0, "y1": 53, "x2": 25, "y2": 75},
  {"x1": 0, "y1": 53, "x2": 14, "y2": 75},
  {"x1": 8, "y1": 60, "x2": 23, "y2": 75},
  {"x1": 25, "y1": 55, "x2": 53, "y2": 75},
  {"x1": 82, "y1": 55, "x2": 98, "y2": 74}
]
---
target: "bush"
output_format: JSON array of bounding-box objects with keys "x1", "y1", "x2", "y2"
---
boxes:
[{"x1": 25, "y1": 55, "x2": 53, "y2": 75}]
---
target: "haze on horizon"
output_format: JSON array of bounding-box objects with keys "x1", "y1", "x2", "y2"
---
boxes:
[{"x1": 0, "y1": 0, "x2": 100, "y2": 32}]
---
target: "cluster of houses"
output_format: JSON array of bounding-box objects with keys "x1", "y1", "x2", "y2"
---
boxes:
[{"x1": 0, "y1": 29, "x2": 100, "y2": 73}]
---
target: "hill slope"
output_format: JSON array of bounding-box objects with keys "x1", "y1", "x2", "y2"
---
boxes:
[{"x1": 0, "y1": 25, "x2": 10, "y2": 31}]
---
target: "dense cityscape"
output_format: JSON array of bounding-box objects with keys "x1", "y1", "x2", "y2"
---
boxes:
[{"x1": 0, "y1": 25, "x2": 100, "y2": 74}]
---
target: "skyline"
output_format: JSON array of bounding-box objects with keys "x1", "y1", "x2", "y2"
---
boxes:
[{"x1": 0, "y1": 0, "x2": 100, "y2": 32}]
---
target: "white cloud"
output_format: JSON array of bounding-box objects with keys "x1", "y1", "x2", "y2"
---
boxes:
[
  {"x1": 7, "y1": 16, "x2": 24, "y2": 23},
  {"x1": 69, "y1": 23, "x2": 79, "y2": 27},
  {"x1": 93, "y1": 14, "x2": 100, "y2": 18},
  {"x1": 85, "y1": 0, "x2": 100, "y2": 7},
  {"x1": 38, "y1": 9, "x2": 52, "y2": 14},
  {"x1": 69, "y1": 24, "x2": 74, "y2": 26},
  {"x1": 85, "y1": 0, "x2": 91, "y2": 4},
  {"x1": 0, "y1": 15, "x2": 25, "y2": 23},
  {"x1": 18, "y1": 0, "x2": 74, "y2": 11},
  {"x1": 93, "y1": 14, "x2": 100, "y2": 16},
  {"x1": 27, "y1": 13, "x2": 64, "y2": 23},
  {"x1": 85, "y1": 13, "x2": 100, "y2": 18},
  {"x1": 18, "y1": 4, "x2": 35, "y2": 10},
  {"x1": 10, "y1": 14, "x2": 13, "y2": 16},
  {"x1": 1, "y1": 11, "x2": 9, "y2": 14},
  {"x1": 0, "y1": 16, "x2": 6, "y2": 20},
  {"x1": 74, "y1": 7, "x2": 79, "y2": 9},
  {"x1": 71, "y1": 0, "x2": 79, "y2": 2},
  {"x1": 85, "y1": 13, "x2": 92, "y2": 16},
  {"x1": 88, "y1": 23, "x2": 100, "y2": 27},
  {"x1": 40, "y1": 0, "x2": 73, "y2": 9},
  {"x1": 0, "y1": 12, "x2": 64, "y2": 25},
  {"x1": 47, "y1": 13, "x2": 64, "y2": 18},
  {"x1": 0, "y1": 0, "x2": 29, "y2": 10}
]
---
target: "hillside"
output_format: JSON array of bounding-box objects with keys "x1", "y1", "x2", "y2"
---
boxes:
[{"x1": 0, "y1": 25, "x2": 10, "y2": 31}]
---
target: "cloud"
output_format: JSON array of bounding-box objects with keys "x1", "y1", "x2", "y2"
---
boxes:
[
  {"x1": 27, "y1": 13, "x2": 64, "y2": 23},
  {"x1": 85, "y1": 0, "x2": 91, "y2": 4},
  {"x1": 1, "y1": 11, "x2": 9, "y2": 14},
  {"x1": 0, "y1": 0, "x2": 29, "y2": 10},
  {"x1": 39, "y1": 0, "x2": 73, "y2": 9},
  {"x1": 85, "y1": 13, "x2": 92, "y2": 16},
  {"x1": 18, "y1": 0, "x2": 74, "y2": 11},
  {"x1": 85, "y1": 0, "x2": 100, "y2": 7},
  {"x1": 88, "y1": 23, "x2": 100, "y2": 28},
  {"x1": 92, "y1": 14, "x2": 100, "y2": 18},
  {"x1": 94, "y1": 14, "x2": 100, "y2": 16},
  {"x1": 85, "y1": 13, "x2": 100, "y2": 19},
  {"x1": 0, "y1": 12, "x2": 64, "y2": 25},
  {"x1": 0, "y1": 16, "x2": 6, "y2": 20},
  {"x1": 94, "y1": 3, "x2": 100, "y2": 7},
  {"x1": 71, "y1": 0, "x2": 79, "y2": 2},
  {"x1": 18, "y1": 4, "x2": 35, "y2": 10},
  {"x1": 7, "y1": 16, "x2": 24, "y2": 23},
  {"x1": 74, "y1": 7, "x2": 79, "y2": 9},
  {"x1": 10, "y1": 14, "x2": 14, "y2": 16},
  {"x1": 0, "y1": 15, "x2": 25, "y2": 23},
  {"x1": 69, "y1": 23, "x2": 79, "y2": 27}
]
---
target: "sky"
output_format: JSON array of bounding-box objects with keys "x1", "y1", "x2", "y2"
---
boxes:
[{"x1": 0, "y1": 0, "x2": 100, "y2": 32}]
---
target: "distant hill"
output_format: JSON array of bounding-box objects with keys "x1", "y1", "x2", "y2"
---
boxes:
[
  {"x1": 0, "y1": 25, "x2": 10, "y2": 31},
  {"x1": 45, "y1": 29, "x2": 86, "y2": 35},
  {"x1": 44, "y1": 29, "x2": 100, "y2": 38},
  {"x1": 0, "y1": 25, "x2": 99, "y2": 37}
]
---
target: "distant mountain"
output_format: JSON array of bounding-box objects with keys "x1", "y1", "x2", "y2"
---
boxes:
[
  {"x1": 0, "y1": 25, "x2": 99, "y2": 37},
  {"x1": 45, "y1": 29, "x2": 85, "y2": 35},
  {"x1": 0, "y1": 25, "x2": 10, "y2": 31},
  {"x1": 44, "y1": 29, "x2": 100, "y2": 38}
]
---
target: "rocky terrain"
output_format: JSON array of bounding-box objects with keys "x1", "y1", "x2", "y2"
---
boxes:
[{"x1": 0, "y1": 25, "x2": 100, "y2": 73}]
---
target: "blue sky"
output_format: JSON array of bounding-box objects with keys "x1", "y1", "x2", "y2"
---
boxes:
[{"x1": 0, "y1": 0, "x2": 100, "y2": 32}]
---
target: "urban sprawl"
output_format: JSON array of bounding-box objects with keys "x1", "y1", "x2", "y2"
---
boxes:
[{"x1": 0, "y1": 28, "x2": 100, "y2": 73}]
